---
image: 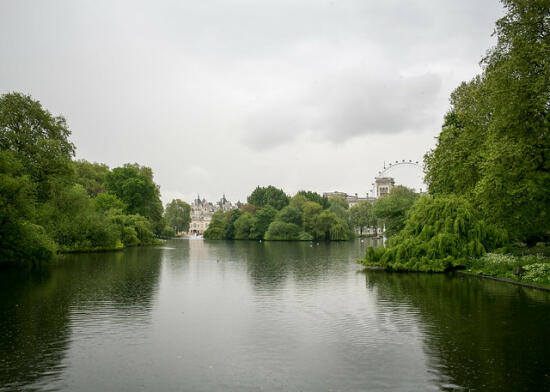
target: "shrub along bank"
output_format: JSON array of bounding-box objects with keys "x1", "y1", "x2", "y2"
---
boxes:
[
  {"x1": 204, "y1": 187, "x2": 354, "y2": 241},
  {"x1": 0, "y1": 93, "x2": 183, "y2": 265}
]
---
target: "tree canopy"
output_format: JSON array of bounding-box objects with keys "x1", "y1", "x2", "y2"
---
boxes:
[
  {"x1": 247, "y1": 185, "x2": 289, "y2": 210},
  {"x1": 0, "y1": 93, "x2": 173, "y2": 264},
  {"x1": 424, "y1": 0, "x2": 550, "y2": 243},
  {"x1": 165, "y1": 199, "x2": 191, "y2": 233}
]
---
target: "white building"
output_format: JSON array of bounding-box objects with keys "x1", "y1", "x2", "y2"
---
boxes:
[{"x1": 187, "y1": 194, "x2": 236, "y2": 235}]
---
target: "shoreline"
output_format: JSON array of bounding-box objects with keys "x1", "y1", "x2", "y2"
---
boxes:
[{"x1": 456, "y1": 270, "x2": 550, "y2": 292}]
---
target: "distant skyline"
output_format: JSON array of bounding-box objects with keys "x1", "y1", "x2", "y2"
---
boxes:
[{"x1": 0, "y1": 0, "x2": 505, "y2": 204}]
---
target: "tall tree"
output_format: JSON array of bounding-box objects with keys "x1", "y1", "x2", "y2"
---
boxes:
[
  {"x1": 350, "y1": 201, "x2": 375, "y2": 236},
  {"x1": 72, "y1": 160, "x2": 110, "y2": 197},
  {"x1": 164, "y1": 199, "x2": 191, "y2": 233},
  {"x1": 425, "y1": 0, "x2": 550, "y2": 242},
  {"x1": 0, "y1": 151, "x2": 56, "y2": 263},
  {"x1": 372, "y1": 186, "x2": 419, "y2": 238},
  {"x1": 247, "y1": 185, "x2": 289, "y2": 210},
  {"x1": 0, "y1": 93, "x2": 75, "y2": 200},
  {"x1": 104, "y1": 164, "x2": 164, "y2": 233}
]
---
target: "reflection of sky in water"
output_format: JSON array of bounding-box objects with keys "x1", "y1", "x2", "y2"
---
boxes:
[{"x1": 1, "y1": 239, "x2": 549, "y2": 391}]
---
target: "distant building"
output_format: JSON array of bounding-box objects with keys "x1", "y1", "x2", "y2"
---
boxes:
[
  {"x1": 375, "y1": 177, "x2": 395, "y2": 198},
  {"x1": 323, "y1": 191, "x2": 376, "y2": 208},
  {"x1": 187, "y1": 194, "x2": 236, "y2": 235}
]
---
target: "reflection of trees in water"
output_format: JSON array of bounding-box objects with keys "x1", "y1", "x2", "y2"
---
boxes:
[
  {"x1": 364, "y1": 271, "x2": 550, "y2": 391},
  {"x1": 0, "y1": 248, "x2": 162, "y2": 391},
  {"x1": 200, "y1": 240, "x2": 370, "y2": 289}
]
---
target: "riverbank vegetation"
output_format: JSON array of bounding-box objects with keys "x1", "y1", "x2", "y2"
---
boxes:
[
  {"x1": 360, "y1": 0, "x2": 550, "y2": 277},
  {"x1": 464, "y1": 253, "x2": 550, "y2": 289},
  {"x1": 0, "y1": 93, "x2": 184, "y2": 264},
  {"x1": 204, "y1": 186, "x2": 355, "y2": 241}
]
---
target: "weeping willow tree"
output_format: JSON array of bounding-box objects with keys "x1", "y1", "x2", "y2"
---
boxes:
[{"x1": 360, "y1": 196, "x2": 508, "y2": 272}]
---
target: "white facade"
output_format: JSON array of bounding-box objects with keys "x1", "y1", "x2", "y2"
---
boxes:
[{"x1": 187, "y1": 194, "x2": 236, "y2": 235}]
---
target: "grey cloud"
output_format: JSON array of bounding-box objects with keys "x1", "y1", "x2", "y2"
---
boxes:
[
  {"x1": 243, "y1": 71, "x2": 442, "y2": 149},
  {"x1": 0, "y1": 0, "x2": 503, "y2": 202}
]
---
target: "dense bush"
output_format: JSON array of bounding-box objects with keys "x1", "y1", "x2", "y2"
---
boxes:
[
  {"x1": 265, "y1": 221, "x2": 302, "y2": 240},
  {"x1": 466, "y1": 253, "x2": 550, "y2": 287},
  {"x1": 205, "y1": 187, "x2": 354, "y2": 241},
  {"x1": 360, "y1": 195, "x2": 508, "y2": 272},
  {"x1": 0, "y1": 93, "x2": 170, "y2": 264}
]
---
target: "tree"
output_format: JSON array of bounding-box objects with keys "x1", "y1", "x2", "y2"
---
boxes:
[
  {"x1": 360, "y1": 195, "x2": 508, "y2": 272},
  {"x1": 223, "y1": 209, "x2": 242, "y2": 240},
  {"x1": 0, "y1": 151, "x2": 56, "y2": 263},
  {"x1": 38, "y1": 184, "x2": 122, "y2": 251},
  {"x1": 289, "y1": 194, "x2": 308, "y2": 211},
  {"x1": 265, "y1": 221, "x2": 302, "y2": 240},
  {"x1": 350, "y1": 201, "x2": 375, "y2": 236},
  {"x1": 104, "y1": 164, "x2": 164, "y2": 233},
  {"x1": 276, "y1": 206, "x2": 303, "y2": 227},
  {"x1": 93, "y1": 193, "x2": 127, "y2": 212},
  {"x1": 302, "y1": 201, "x2": 323, "y2": 234},
  {"x1": 72, "y1": 160, "x2": 110, "y2": 197},
  {"x1": 425, "y1": 0, "x2": 550, "y2": 243},
  {"x1": 328, "y1": 197, "x2": 349, "y2": 222},
  {"x1": 247, "y1": 185, "x2": 289, "y2": 210},
  {"x1": 296, "y1": 190, "x2": 330, "y2": 209},
  {"x1": 164, "y1": 199, "x2": 191, "y2": 233},
  {"x1": 203, "y1": 210, "x2": 226, "y2": 240},
  {"x1": 313, "y1": 210, "x2": 344, "y2": 241},
  {"x1": 234, "y1": 212, "x2": 254, "y2": 239},
  {"x1": 372, "y1": 186, "x2": 419, "y2": 238},
  {"x1": 0, "y1": 92, "x2": 75, "y2": 200},
  {"x1": 249, "y1": 205, "x2": 278, "y2": 239}
]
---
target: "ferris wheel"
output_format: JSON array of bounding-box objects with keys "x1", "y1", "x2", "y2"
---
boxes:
[{"x1": 370, "y1": 159, "x2": 426, "y2": 197}]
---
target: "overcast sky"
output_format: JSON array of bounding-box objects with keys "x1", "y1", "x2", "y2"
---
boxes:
[{"x1": 0, "y1": 0, "x2": 504, "y2": 204}]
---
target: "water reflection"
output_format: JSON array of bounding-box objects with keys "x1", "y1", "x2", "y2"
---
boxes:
[
  {"x1": 1, "y1": 239, "x2": 549, "y2": 391},
  {"x1": 0, "y1": 248, "x2": 162, "y2": 392},
  {"x1": 364, "y1": 271, "x2": 550, "y2": 391}
]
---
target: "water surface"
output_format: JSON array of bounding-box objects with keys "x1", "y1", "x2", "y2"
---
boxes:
[{"x1": 1, "y1": 239, "x2": 549, "y2": 391}]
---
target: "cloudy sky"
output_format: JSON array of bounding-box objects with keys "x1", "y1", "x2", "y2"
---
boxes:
[{"x1": 0, "y1": 0, "x2": 504, "y2": 204}]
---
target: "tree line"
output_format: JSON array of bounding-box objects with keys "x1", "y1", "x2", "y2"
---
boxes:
[
  {"x1": 203, "y1": 185, "x2": 419, "y2": 241},
  {"x1": 361, "y1": 0, "x2": 550, "y2": 272},
  {"x1": 0, "y1": 92, "x2": 190, "y2": 264}
]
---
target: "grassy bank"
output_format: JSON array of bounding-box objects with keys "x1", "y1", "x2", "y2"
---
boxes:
[{"x1": 464, "y1": 253, "x2": 550, "y2": 289}]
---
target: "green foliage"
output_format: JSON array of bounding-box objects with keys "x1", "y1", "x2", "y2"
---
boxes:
[
  {"x1": 204, "y1": 189, "x2": 353, "y2": 242},
  {"x1": 0, "y1": 92, "x2": 75, "y2": 201},
  {"x1": 37, "y1": 184, "x2": 122, "y2": 252},
  {"x1": 72, "y1": 159, "x2": 109, "y2": 197},
  {"x1": 223, "y1": 209, "x2": 242, "y2": 240},
  {"x1": 302, "y1": 201, "x2": 323, "y2": 234},
  {"x1": 360, "y1": 196, "x2": 508, "y2": 272},
  {"x1": 164, "y1": 199, "x2": 191, "y2": 233},
  {"x1": 265, "y1": 221, "x2": 302, "y2": 240},
  {"x1": 372, "y1": 186, "x2": 419, "y2": 238},
  {"x1": 203, "y1": 210, "x2": 226, "y2": 240},
  {"x1": 289, "y1": 194, "x2": 308, "y2": 210},
  {"x1": 234, "y1": 212, "x2": 254, "y2": 239},
  {"x1": 247, "y1": 185, "x2": 289, "y2": 210},
  {"x1": 249, "y1": 205, "x2": 278, "y2": 240},
  {"x1": 93, "y1": 193, "x2": 127, "y2": 212},
  {"x1": 466, "y1": 253, "x2": 550, "y2": 288},
  {"x1": 312, "y1": 210, "x2": 351, "y2": 241},
  {"x1": 160, "y1": 226, "x2": 176, "y2": 239},
  {"x1": 425, "y1": 0, "x2": 550, "y2": 243},
  {"x1": 0, "y1": 151, "x2": 57, "y2": 263},
  {"x1": 0, "y1": 93, "x2": 167, "y2": 262},
  {"x1": 296, "y1": 190, "x2": 330, "y2": 209},
  {"x1": 104, "y1": 164, "x2": 164, "y2": 233},
  {"x1": 277, "y1": 206, "x2": 303, "y2": 226},
  {"x1": 349, "y1": 201, "x2": 375, "y2": 236}
]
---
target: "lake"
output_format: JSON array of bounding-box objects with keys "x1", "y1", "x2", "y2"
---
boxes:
[{"x1": 1, "y1": 239, "x2": 549, "y2": 391}]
